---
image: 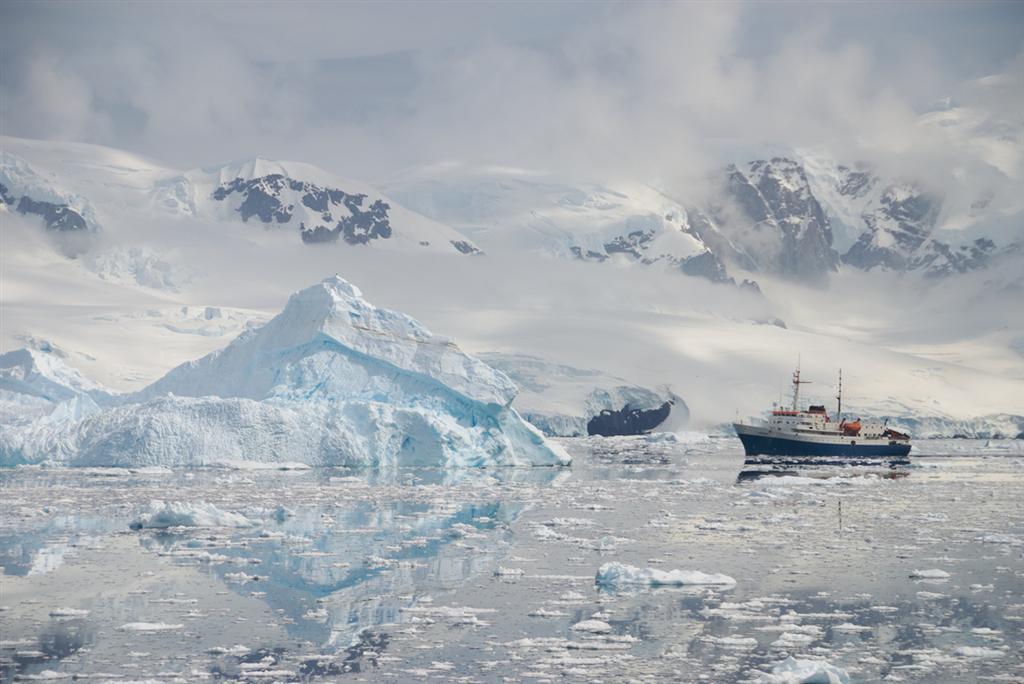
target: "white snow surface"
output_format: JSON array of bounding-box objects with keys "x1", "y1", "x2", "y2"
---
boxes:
[
  {"x1": 0, "y1": 276, "x2": 570, "y2": 468},
  {"x1": 596, "y1": 562, "x2": 736, "y2": 587}
]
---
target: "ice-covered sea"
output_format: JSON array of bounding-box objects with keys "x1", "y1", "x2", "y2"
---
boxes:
[{"x1": 2, "y1": 437, "x2": 1022, "y2": 682}]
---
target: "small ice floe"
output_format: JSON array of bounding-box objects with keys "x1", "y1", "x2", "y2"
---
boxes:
[
  {"x1": 831, "y1": 623, "x2": 872, "y2": 633},
  {"x1": 209, "y1": 460, "x2": 312, "y2": 471},
  {"x1": 970, "y1": 627, "x2": 1002, "y2": 639},
  {"x1": 757, "y1": 656, "x2": 850, "y2": 683},
  {"x1": 909, "y1": 569, "x2": 950, "y2": 579},
  {"x1": 528, "y1": 608, "x2": 569, "y2": 618},
  {"x1": 596, "y1": 562, "x2": 736, "y2": 588},
  {"x1": 570, "y1": 619, "x2": 612, "y2": 634},
  {"x1": 129, "y1": 466, "x2": 174, "y2": 475},
  {"x1": 14, "y1": 671, "x2": 70, "y2": 680},
  {"x1": 704, "y1": 635, "x2": 758, "y2": 649},
  {"x1": 493, "y1": 567, "x2": 525, "y2": 577},
  {"x1": 116, "y1": 622, "x2": 184, "y2": 632},
  {"x1": 954, "y1": 646, "x2": 1005, "y2": 658},
  {"x1": 303, "y1": 607, "x2": 329, "y2": 623},
  {"x1": 208, "y1": 645, "x2": 250, "y2": 656},
  {"x1": 400, "y1": 605, "x2": 497, "y2": 627},
  {"x1": 129, "y1": 500, "x2": 255, "y2": 529},
  {"x1": 48, "y1": 607, "x2": 89, "y2": 618},
  {"x1": 542, "y1": 517, "x2": 594, "y2": 527},
  {"x1": 974, "y1": 533, "x2": 1020, "y2": 545}
]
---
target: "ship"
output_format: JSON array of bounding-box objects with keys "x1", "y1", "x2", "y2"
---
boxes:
[{"x1": 733, "y1": 366, "x2": 911, "y2": 461}]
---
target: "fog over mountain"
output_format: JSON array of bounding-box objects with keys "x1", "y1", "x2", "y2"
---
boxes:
[{"x1": 2, "y1": 1, "x2": 1023, "y2": 433}]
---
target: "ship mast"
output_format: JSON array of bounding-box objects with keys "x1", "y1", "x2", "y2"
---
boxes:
[
  {"x1": 791, "y1": 363, "x2": 811, "y2": 411},
  {"x1": 836, "y1": 368, "x2": 843, "y2": 419}
]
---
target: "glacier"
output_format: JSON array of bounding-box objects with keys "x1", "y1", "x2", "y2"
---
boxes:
[
  {"x1": 478, "y1": 352, "x2": 685, "y2": 437},
  {"x1": 0, "y1": 276, "x2": 570, "y2": 468}
]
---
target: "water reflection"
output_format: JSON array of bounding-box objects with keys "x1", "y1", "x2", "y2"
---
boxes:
[
  {"x1": 0, "y1": 465, "x2": 561, "y2": 680},
  {"x1": 736, "y1": 456, "x2": 912, "y2": 483}
]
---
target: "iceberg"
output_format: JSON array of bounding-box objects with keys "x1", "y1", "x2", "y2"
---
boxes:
[
  {"x1": 596, "y1": 562, "x2": 736, "y2": 588},
  {"x1": 0, "y1": 348, "x2": 111, "y2": 424},
  {"x1": 0, "y1": 276, "x2": 570, "y2": 468},
  {"x1": 128, "y1": 500, "x2": 256, "y2": 529}
]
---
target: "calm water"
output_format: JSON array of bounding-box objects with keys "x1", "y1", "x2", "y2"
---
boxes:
[{"x1": 1, "y1": 437, "x2": 1022, "y2": 682}]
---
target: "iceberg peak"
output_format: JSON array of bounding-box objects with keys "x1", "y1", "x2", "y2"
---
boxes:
[
  {"x1": 320, "y1": 273, "x2": 362, "y2": 299},
  {"x1": 138, "y1": 274, "x2": 517, "y2": 408}
]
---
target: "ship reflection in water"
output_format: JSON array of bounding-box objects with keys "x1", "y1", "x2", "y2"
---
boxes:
[{"x1": 737, "y1": 455, "x2": 912, "y2": 482}]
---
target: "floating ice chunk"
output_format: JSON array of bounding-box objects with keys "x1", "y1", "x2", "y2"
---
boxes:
[
  {"x1": 909, "y1": 568, "x2": 950, "y2": 579},
  {"x1": 571, "y1": 619, "x2": 612, "y2": 634},
  {"x1": 210, "y1": 460, "x2": 312, "y2": 471},
  {"x1": 974, "y1": 533, "x2": 1020, "y2": 544},
  {"x1": 207, "y1": 645, "x2": 251, "y2": 656},
  {"x1": 596, "y1": 562, "x2": 736, "y2": 588},
  {"x1": 129, "y1": 500, "x2": 255, "y2": 529},
  {"x1": 116, "y1": 622, "x2": 185, "y2": 632},
  {"x1": 831, "y1": 623, "x2": 872, "y2": 633},
  {"x1": 706, "y1": 635, "x2": 758, "y2": 648},
  {"x1": 954, "y1": 646, "x2": 1005, "y2": 658},
  {"x1": 493, "y1": 567, "x2": 525, "y2": 576},
  {"x1": 48, "y1": 608, "x2": 89, "y2": 617},
  {"x1": 303, "y1": 607, "x2": 329, "y2": 623},
  {"x1": 14, "y1": 671, "x2": 71, "y2": 681},
  {"x1": 759, "y1": 656, "x2": 850, "y2": 684}
]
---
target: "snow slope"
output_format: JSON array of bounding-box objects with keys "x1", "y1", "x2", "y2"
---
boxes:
[
  {"x1": 383, "y1": 163, "x2": 739, "y2": 283},
  {"x1": 0, "y1": 276, "x2": 570, "y2": 468}
]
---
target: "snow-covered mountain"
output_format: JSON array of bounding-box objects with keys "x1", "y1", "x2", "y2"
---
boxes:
[
  {"x1": 0, "y1": 152, "x2": 97, "y2": 234},
  {"x1": 714, "y1": 158, "x2": 839, "y2": 283},
  {"x1": 0, "y1": 138, "x2": 480, "y2": 257},
  {"x1": 0, "y1": 276, "x2": 570, "y2": 468},
  {"x1": 152, "y1": 158, "x2": 480, "y2": 253},
  {"x1": 383, "y1": 166, "x2": 748, "y2": 286}
]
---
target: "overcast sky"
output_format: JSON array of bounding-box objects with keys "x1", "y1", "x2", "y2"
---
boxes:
[{"x1": 2, "y1": 1, "x2": 1022, "y2": 185}]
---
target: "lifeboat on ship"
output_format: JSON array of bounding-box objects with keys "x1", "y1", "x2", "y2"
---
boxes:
[{"x1": 840, "y1": 419, "x2": 862, "y2": 436}]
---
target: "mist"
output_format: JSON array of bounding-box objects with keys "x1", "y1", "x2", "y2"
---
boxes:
[{"x1": 3, "y1": 1, "x2": 1022, "y2": 194}]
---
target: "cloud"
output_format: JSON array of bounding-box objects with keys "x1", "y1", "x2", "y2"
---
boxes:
[{"x1": 1, "y1": 0, "x2": 1021, "y2": 197}]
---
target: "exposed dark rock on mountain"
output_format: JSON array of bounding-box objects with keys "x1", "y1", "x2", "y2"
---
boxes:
[
  {"x1": 1, "y1": 182, "x2": 89, "y2": 233},
  {"x1": 587, "y1": 401, "x2": 673, "y2": 437},
  {"x1": 842, "y1": 185, "x2": 942, "y2": 271},
  {"x1": 451, "y1": 240, "x2": 482, "y2": 255},
  {"x1": 721, "y1": 158, "x2": 840, "y2": 283},
  {"x1": 213, "y1": 174, "x2": 395, "y2": 246},
  {"x1": 677, "y1": 251, "x2": 732, "y2": 283}
]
